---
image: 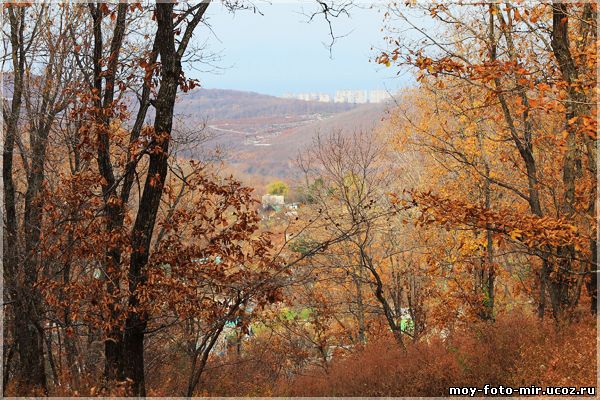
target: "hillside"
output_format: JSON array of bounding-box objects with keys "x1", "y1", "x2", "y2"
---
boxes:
[
  {"x1": 172, "y1": 88, "x2": 390, "y2": 181},
  {"x1": 228, "y1": 103, "x2": 389, "y2": 179},
  {"x1": 176, "y1": 88, "x2": 358, "y2": 120}
]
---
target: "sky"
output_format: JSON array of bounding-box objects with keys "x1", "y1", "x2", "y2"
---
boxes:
[{"x1": 188, "y1": 2, "x2": 414, "y2": 96}]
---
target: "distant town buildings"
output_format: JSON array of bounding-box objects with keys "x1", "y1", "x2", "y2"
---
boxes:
[
  {"x1": 318, "y1": 93, "x2": 331, "y2": 103},
  {"x1": 368, "y1": 89, "x2": 393, "y2": 104},
  {"x1": 334, "y1": 90, "x2": 367, "y2": 104},
  {"x1": 260, "y1": 194, "x2": 299, "y2": 221},
  {"x1": 282, "y1": 92, "x2": 323, "y2": 102},
  {"x1": 282, "y1": 89, "x2": 396, "y2": 104},
  {"x1": 262, "y1": 194, "x2": 285, "y2": 207}
]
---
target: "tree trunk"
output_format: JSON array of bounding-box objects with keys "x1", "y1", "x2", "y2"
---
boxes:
[
  {"x1": 361, "y1": 249, "x2": 404, "y2": 347},
  {"x1": 186, "y1": 327, "x2": 224, "y2": 397},
  {"x1": 16, "y1": 120, "x2": 53, "y2": 394},
  {"x1": 490, "y1": 4, "x2": 551, "y2": 319},
  {"x1": 122, "y1": 3, "x2": 181, "y2": 395},
  {"x1": 354, "y1": 265, "x2": 366, "y2": 343},
  {"x1": 3, "y1": 7, "x2": 48, "y2": 394},
  {"x1": 120, "y1": 2, "x2": 211, "y2": 393},
  {"x1": 87, "y1": 3, "x2": 130, "y2": 382},
  {"x1": 550, "y1": 2, "x2": 596, "y2": 317}
]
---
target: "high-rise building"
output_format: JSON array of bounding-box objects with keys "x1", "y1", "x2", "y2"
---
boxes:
[
  {"x1": 282, "y1": 89, "x2": 398, "y2": 104},
  {"x1": 354, "y1": 90, "x2": 367, "y2": 104},
  {"x1": 284, "y1": 92, "x2": 332, "y2": 102},
  {"x1": 318, "y1": 93, "x2": 331, "y2": 102},
  {"x1": 334, "y1": 90, "x2": 367, "y2": 104},
  {"x1": 368, "y1": 89, "x2": 392, "y2": 103}
]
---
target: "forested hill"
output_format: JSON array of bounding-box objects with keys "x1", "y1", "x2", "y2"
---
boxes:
[
  {"x1": 230, "y1": 103, "x2": 388, "y2": 179},
  {"x1": 167, "y1": 88, "x2": 390, "y2": 181},
  {"x1": 1, "y1": 80, "x2": 357, "y2": 121},
  {"x1": 176, "y1": 88, "x2": 358, "y2": 120}
]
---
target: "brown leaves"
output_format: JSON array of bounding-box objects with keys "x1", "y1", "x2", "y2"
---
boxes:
[
  {"x1": 99, "y1": 3, "x2": 110, "y2": 16},
  {"x1": 141, "y1": 172, "x2": 279, "y2": 323},
  {"x1": 178, "y1": 74, "x2": 200, "y2": 93},
  {"x1": 412, "y1": 191, "x2": 589, "y2": 251}
]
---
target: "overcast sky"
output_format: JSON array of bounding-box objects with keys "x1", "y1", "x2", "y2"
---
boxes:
[{"x1": 189, "y1": 1, "x2": 414, "y2": 96}]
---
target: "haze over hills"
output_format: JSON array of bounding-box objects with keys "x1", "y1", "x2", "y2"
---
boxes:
[
  {"x1": 176, "y1": 88, "x2": 358, "y2": 120},
  {"x1": 231, "y1": 103, "x2": 388, "y2": 178},
  {"x1": 2, "y1": 80, "x2": 389, "y2": 185},
  {"x1": 175, "y1": 88, "x2": 390, "y2": 182}
]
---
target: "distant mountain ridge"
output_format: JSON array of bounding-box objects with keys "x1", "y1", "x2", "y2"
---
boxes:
[
  {"x1": 176, "y1": 88, "x2": 358, "y2": 121},
  {"x1": 172, "y1": 88, "x2": 391, "y2": 180},
  {"x1": 2, "y1": 79, "x2": 390, "y2": 183}
]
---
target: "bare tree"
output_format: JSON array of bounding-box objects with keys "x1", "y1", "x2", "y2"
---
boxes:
[
  {"x1": 3, "y1": 3, "x2": 80, "y2": 394},
  {"x1": 296, "y1": 130, "x2": 421, "y2": 346}
]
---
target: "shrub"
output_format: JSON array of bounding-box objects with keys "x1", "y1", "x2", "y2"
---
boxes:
[{"x1": 277, "y1": 312, "x2": 597, "y2": 396}]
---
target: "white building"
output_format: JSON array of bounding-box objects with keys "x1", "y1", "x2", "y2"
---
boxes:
[
  {"x1": 334, "y1": 90, "x2": 367, "y2": 104},
  {"x1": 262, "y1": 194, "x2": 284, "y2": 206},
  {"x1": 282, "y1": 89, "x2": 398, "y2": 104},
  {"x1": 368, "y1": 89, "x2": 392, "y2": 103},
  {"x1": 354, "y1": 90, "x2": 367, "y2": 104},
  {"x1": 318, "y1": 93, "x2": 331, "y2": 102}
]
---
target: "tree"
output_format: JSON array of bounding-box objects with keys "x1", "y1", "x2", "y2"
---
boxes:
[
  {"x1": 70, "y1": 1, "x2": 213, "y2": 394},
  {"x1": 2, "y1": 3, "x2": 81, "y2": 394},
  {"x1": 294, "y1": 130, "x2": 423, "y2": 346},
  {"x1": 379, "y1": 1, "x2": 597, "y2": 321},
  {"x1": 2, "y1": 0, "x2": 367, "y2": 395},
  {"x1": 267, "y1": 180, "x2": 289, "y2": 196}
]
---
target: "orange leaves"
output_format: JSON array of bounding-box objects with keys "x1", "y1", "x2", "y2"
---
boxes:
[
  {"x1": 129, "y1": 3, "x2": 143, "y2": 13},
  {"x1": 376, "y1": 48, "x2": 400, "y2": 68},
  {"x1": 139, "y1": 58, "x2": 160, "y2": 83},
  {"x1": 142, "y1": 172, "x2": 279, "y2": 323},
  {"x1": 139, "y1": 58, "x2": 154, "y2": 73},
  {"x1": 414, "y1": 56, "x2": 465, "y2": 81},
  {"x1": 508, "y1": 228, "x2": 523, "y2": 241},
  {"x1": 285, "y1": 312, "x2": 597, "y2": 397},
  {"x1": 148, "y1": 173, "x2": 161, "y2": 188},
  {"x1": 566, "y1": 114, "x2": 598, "y2": 140},
  {"x1": 536, "y1": 82, "x2": 551, "y2": 92},
  {"x1": 99, "y1": 3, "x2": 110, "y2": 15},
  {"x1": 178, "y1": 75, "x2": 200, "y2": 93},
  {"x1": 412, "y1": 191, "x2": 588, "y2": 251},
  {"x1": 527, "y1": 4, "x2": 548, "y2": 24},
  {"x1": 512, "y1": 7, "x2": 522, "y2": 22},
  {"x1": 4, "y1": 2, "x2": 33, "y2": 8}
]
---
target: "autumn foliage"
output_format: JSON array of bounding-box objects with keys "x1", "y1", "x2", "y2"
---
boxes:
[
  {"x1": 281, "y1": 312, "x2": 597, "y2": 397},
  {"x1": 2, "y1": 1, "x2": 597, "y2": 397}
]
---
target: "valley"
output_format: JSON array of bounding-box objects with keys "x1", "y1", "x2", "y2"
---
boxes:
[{"x1": 174, "y1": 88, "x2": 391, "y2": 181}]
